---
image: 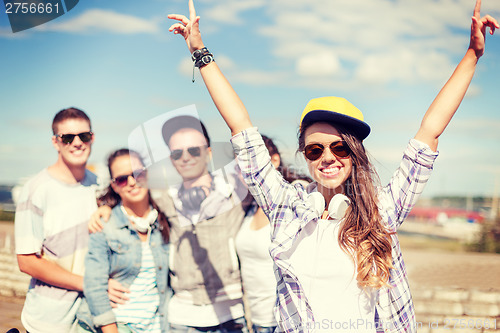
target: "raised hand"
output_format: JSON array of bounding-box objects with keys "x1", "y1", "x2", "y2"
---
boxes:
[
  {"x1": 415, "y1": 0, "x2": 498, "y2": 150},
  {"x1": 469, "y1": 0, "x2": 499, "y2": 58},
  {"x1": 168, "y1": 0, "x2": 204, "y2": 54}
]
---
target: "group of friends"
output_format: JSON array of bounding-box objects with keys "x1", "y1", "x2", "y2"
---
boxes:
[{"x1": 13, "y1": 0, "x2": 498, "y2": 332}]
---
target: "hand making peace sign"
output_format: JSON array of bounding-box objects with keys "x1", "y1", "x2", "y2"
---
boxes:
[
  {"x1": 168, "y1": 0, "x2": 205, "y2": 54},
  {"x1": 469, "y1": 0, "x2": 499, "y2": 58}
]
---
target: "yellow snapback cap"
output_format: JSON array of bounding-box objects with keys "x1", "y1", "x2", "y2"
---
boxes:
[{"x1": 300, "y1": 96, "x2": 370, "y2": 140}]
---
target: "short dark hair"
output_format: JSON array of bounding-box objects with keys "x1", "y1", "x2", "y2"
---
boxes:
[
  {"x1": 52, "y1": 107, "x2": 91, "y2": 135},
  {"x1": 161, "y1": 115, "x2": 211, "y2": 148}
]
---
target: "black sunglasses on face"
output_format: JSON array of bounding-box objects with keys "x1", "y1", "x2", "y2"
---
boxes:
[
  {"x1": 304, "y1": 141, "x2": 351, "y2": 161},
  {"x1": 55, "y1": 131, "x2": 93, "y2": 145},
  {"x1": 112, "y1": 168, "x2": 147, "y2": 188},
  {"x1": 170, "y1": 145, "x2": 207, "y2": 161}
]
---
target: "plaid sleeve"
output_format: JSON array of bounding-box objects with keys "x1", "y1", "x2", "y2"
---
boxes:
[
  {"x1": 232, "y1": 128, "x2": 317, "y2": 332},
  {"x1": 379, "y1": 138, "x2": 439, "y2": 230},
  {"x1": 231, "y1": 127, "x2": 295, "y2": 218}
]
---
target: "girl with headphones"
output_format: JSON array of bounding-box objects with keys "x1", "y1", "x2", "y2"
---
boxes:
[
  {"x1": 168, "y1": 0, "x2": 498, "y2": 332},
  {"x1": 78, "y1": 149, "x2": 170, "y2": 333}
]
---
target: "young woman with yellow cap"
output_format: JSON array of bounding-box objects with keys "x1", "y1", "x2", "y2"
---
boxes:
[{"x1": 168, "y1": 1, "x2": 498, "y2": 332}]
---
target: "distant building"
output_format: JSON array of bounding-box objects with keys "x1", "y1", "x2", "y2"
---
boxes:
[{"x1": 409, "y1": 206, "x2": 485, "y2": 224}]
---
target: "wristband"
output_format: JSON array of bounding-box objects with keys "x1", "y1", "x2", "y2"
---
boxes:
[
  {"x1": 191, "y1": 47, "x2": 215, "y2": 82},
  {"x1": 195, "y1": 53, "x2": 214, "y2": 68},
  {"x1": 191, "y1": 47, "x2": 209, "y2": 62}
]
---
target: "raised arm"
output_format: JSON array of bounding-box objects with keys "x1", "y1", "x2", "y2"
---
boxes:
[
  {"x1": 414, "y1": 0, "x2": 498, "y2": 151},
  {"x1": 168, "y1": 0, "x2": 252, "y2": 135}
]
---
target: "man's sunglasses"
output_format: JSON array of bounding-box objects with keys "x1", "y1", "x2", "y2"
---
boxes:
[
  {"x1": 303, "y1": 141, "x2": 351, "y2": 161},
  {"x1": 112, "y1": 168, "x2": 147, "y2": 188},
  {"x1": 55, "y1": 131, "x2": 93, "y2": 145},
  {"x1": 170, "y1": 145, "x2": 207, "y2": 161}
]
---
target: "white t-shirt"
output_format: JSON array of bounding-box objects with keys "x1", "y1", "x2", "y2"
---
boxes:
[
  {"x1": 290, "y1": 218, "x2": 376, "y2": 333},
  {"x1": 168, "y1": 296, "x2": 244, "y2": 327},
  {"x1": 235, "y1": 203, "x2": 277, "y2": 327},
  {"x1": 15, "y1": 168, "x2": 98, "y2": 333}
]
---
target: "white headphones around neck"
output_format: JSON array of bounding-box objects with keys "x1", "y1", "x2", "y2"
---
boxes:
[
  {"x1": 307, "y1": 192, "x2": 350, "y2": 220},
  {"x1": 120, "y1": 205, "x2": 158, "y2": 233}
]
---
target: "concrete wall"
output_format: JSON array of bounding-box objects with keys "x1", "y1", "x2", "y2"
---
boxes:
[{"x1": 413, "y1": 286, "x2": 500, "y2": 333}]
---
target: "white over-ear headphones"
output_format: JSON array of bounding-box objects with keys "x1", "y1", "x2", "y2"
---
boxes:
[
  {"x1": 307, "y1": 192, "x2": 350, "y2": 220},
  {"x1": 120, "y1": 205, "x2": 158, "y2": 233}
]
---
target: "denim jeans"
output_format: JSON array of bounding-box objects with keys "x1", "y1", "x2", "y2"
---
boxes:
[
  {"x1": 252, "y1": 325, "x2": 276, "y2": 333},
  {"x1": 168, "y1": 317, "x2": 249, "y2": 333}
]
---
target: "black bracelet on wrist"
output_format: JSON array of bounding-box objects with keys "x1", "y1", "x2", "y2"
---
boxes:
[
  {"x1": 195, "y1": 53, "x2": 214, "y2": 68},
  {"x1": 191, "y1": 47, "x2": 209, "y2": 62},
  {"x1": 191, "y1": 47, "x2": 215, "y2": 82}
]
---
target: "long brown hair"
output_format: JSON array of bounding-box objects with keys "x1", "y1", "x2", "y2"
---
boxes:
[
  {"x1": 98, "y1": 148, "x2": 170, "y2": 243},
  {"x1": 298, "y1": 123, "x2": 393, "y2": 289}
]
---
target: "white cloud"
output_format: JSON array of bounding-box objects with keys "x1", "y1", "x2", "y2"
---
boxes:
[
  {"x1": 176, "y1": 52, "x2": 287, "y2": 86},
  {"x1": 179, "y1": 57, "x2": 195, "y2": 77},
  {"x1": 39, "y1": 9, "x2": 160, "y2": 34},
  {"x1": 170, "y1": 0, "x2": 499, "y2": 92},
  {"x1": 355, "y1": 49, "x2": 455, "y2": 84},
  {"x1": 204, "y1": 0, "x2": 488, "y2": 89},
  {"x1": 214, "y1": 55, "x2": 237, "y2": 71},
  {"x1": 448, "y1": 118, "x2": 500, "y2": 137},
  {"x1": 368, "y1": 146, "x2": 405, "y2": 165},
  {"x1": 230, "y1": 70, "x2": 287, "y2": 85},
  {"x1": 355, "y1": 51, "x2": 414, "y2": 84},
  {"x1": 464, "y1": 84, "x2": 481, "y2": 98},
  {"x1": 205, "y1": 0, "x2": 266, "y2": 25},
  {"x1": 0, "y1": 27, "x2": 30, "y2": 39},
  {"x1": 296, "y1": 52, "x2": 340, "y2": 77},
  {"x1": 177, "y1": 54, "x2": 236, "y2": 78}
]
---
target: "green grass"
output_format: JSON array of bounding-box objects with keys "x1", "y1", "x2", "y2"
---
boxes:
[
  {"x1": 399, "y1": 234, "x2": 466, "y2": 253},
  {"x1": 0, "y1": 210, "x2": 15, "y2": 222}
]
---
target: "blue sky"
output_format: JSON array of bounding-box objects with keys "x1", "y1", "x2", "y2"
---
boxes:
[{"x1": 1, "y1": 0, "x2": 499, "y2": 197}]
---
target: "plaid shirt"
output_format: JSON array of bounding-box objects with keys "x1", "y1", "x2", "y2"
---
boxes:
[{"x1": 231, "y1": 127, "x2": 438, "y2": 333}]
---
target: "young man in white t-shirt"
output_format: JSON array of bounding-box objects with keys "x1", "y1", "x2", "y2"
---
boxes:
[{"x1": 15, "y1": 108, "x2": 98, "y2": 333}]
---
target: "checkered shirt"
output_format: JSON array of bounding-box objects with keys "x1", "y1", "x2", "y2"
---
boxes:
[{"x1": 231, "y1": 127, "x2": 439, "y2": 333}]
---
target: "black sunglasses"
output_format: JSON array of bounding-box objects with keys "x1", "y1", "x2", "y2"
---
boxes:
[
  {"x1": 303, "y1": 141, "x2": 351, "y2": 161},
  {"x1": 55, "y1": 131, "x2": 93, "y2": 145},
  {"x1": 111, "y1": 168, "x2": 147, "y2": 188},
  {"x1": 170, "y1": 145, "x2": 207, "y2": 161}
]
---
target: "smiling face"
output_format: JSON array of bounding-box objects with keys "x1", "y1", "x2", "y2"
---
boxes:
[
  {"x1": 303, "y1": 122, "x2": 352, "y2": 196},
  {"x1": 168, "y1": 128, "x2": 211, "y2": 181},
  {"x1": 110, "y1": 154, "x2": 149, "y2": 207},
  {"x1": 52, "y1": 118, "x2": 93, "y2": 169}
]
